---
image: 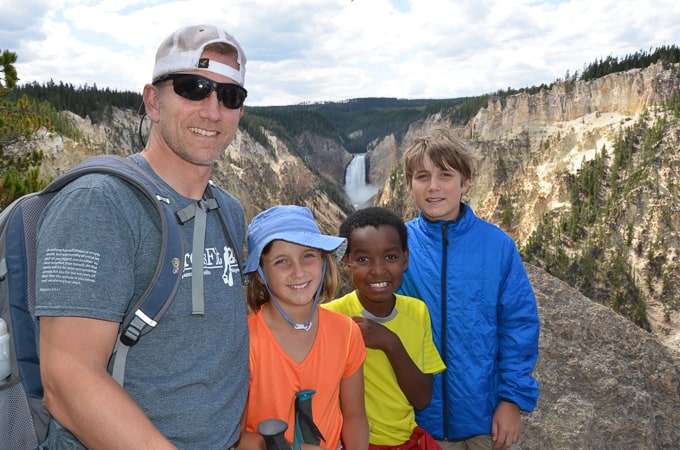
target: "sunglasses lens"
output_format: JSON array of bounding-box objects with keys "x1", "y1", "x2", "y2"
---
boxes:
[
  {"x1": 218, "y1": 85, "x2": 247, "y2": 109},
  {"x1": 166, "y1": 75, "x2": 246, "y2": 109},
  {"x1": 173, "y1": 76, "x2": 212, "y2": 101}
]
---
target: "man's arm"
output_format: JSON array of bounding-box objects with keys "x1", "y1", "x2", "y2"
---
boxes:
[
  {"x1": 352, "y1": 316, "x2": 432, "y2": 409},
  {"x1": 40, "y1": 316, "x2": 176, "y2": 449}
]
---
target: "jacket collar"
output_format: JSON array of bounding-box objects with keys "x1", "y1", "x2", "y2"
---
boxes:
[{"x1": 417, "y1": 203, "x2": 473, "y2": 239}]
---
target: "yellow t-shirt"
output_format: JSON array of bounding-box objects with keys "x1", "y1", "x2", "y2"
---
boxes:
[{"x1": 323, "y1": 291, "x2": 446, "y2": 445}]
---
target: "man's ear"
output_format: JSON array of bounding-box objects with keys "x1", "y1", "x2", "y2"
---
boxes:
[
  {"x1": 403, "y1": 248, "x2": 409, "y2": 271},
  {"x1": 142, "y1": 84, "x2": 161, "y2": 122}
]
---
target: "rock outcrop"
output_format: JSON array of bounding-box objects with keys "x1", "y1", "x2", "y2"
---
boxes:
[
  {"x1": 523, "y1": 263, "x2": 680, "y2": 449},
  {"x1": 197, "y1": 128, "x2": 349, "y2": 234},
  {"x1": 467, "y1": 61, "x2": 680, "y2": 139}
]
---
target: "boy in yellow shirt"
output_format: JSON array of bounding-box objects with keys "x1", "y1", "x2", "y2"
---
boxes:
[{"x1": 323, "y1": 207, "x2": 445, "y2": 449}]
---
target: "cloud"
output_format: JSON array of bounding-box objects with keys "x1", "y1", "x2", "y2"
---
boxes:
[
  {"x1": 6, "y1": 0, "x2": 680, "y2": 106},
  {"x1": 0, "y1": 0, "x2": 52, "y2": 51}
]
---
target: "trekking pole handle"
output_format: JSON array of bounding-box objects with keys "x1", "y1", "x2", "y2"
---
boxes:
[{"x1": 258, "y1": 418, "x2": 292, "y2": 450}]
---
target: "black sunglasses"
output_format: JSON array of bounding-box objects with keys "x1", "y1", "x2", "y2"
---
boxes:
[{"x1": 154, "y1": 73, "x2": 247, "y2": 109}]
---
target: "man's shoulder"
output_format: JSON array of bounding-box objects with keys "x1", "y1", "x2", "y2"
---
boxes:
[{"x1": 45, "y1": 170, "x2": 154, "y2": 220}]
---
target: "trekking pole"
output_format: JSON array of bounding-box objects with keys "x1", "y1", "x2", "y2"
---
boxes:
[
  {"x1": 293, "y1": 389, "x2": 325, "y2": 449},
  {"x1": 258, "y1": 418, "x2": 292, "y2": 450}
]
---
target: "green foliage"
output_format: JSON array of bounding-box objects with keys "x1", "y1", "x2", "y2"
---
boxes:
[
  {"x1": 493, "y1": 83, "x2": 553, "y2": 98},
  {"x1": 0, "y1": 160, "x2": 45, "y2": 208},
  {"x1": 579, "y1": 45, "x2": 680, "y2": 82},
  {"x1": 1, "y1": 49, "x2": 19, "y2": 95},
  {"x1": 1, "y1": 49, "x2": 50, "y2": 209},
  {"x1": 240, "y1": 112, "x2": 277, "y2": 154},
  {"x1": 8, "y1": 80, "x2": 142, "y2": 125},
  {"x1": 30, "y1": 99, "x2": 82, "y2": 140},
  {"x1": 442, "y1": 95, "x2": 489, "y2": 126},
  {"x1": 0, "y1": 94, "x2": 48, "y2": 146},
  {"x1": 499, "y1": 193, "x2": 514, "y2": 228},
  {"x1": 246, "y1": 108, "x2": 340, "y2": 150}
]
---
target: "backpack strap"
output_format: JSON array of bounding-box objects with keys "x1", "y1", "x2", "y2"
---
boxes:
[
  {"x1": 174, "y1": 183, "x2": 243, "y2": 315},
  {"x1": 47, "y1": 155, "x2": 184, "y2": 385},
  {"x1": 206, "y1": 182, "x2": 244, "y2": 282}
]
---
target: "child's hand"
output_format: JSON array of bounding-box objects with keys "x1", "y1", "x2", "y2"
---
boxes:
[
  {"x1": 492, "y1": 401, "x2": 521, "y2": 449},
  {"x1": 351, "y1": 316, "x2": 398, "y2": 351}
]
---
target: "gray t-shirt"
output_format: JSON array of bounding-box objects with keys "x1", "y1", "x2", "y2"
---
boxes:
[{"x1": 35, "y1": 154, "x2": 248, "y2": 449}]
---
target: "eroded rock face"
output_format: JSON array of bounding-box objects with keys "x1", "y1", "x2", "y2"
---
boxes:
[
  {"x1": 467, "y1": 61, "x2": 680, "y2": 139},
  {"x1": 295, "y1": 131, "x2": 353, "y2": 186},
  {"x1": 366, "y1": 133, "x2": 398, "y2": 188},
  {"x1": 521, "y1": 263, "x2": 680, "y2": 449}
]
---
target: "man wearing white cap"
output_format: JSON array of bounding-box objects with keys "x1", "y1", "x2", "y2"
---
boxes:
[{"x1": 36, "y1": 25, "x2": 249, "y2": 449}]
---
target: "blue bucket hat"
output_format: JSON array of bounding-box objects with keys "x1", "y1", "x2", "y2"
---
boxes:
[{"x1": 244, "y1": 205, "x2": 346, "y2": 274}]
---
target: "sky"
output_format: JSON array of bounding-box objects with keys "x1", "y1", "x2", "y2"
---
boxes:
[{"x1": 2, "y1": 0, "x2": 680, "y2": 107}]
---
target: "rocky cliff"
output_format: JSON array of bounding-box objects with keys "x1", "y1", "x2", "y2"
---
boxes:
[
  {"x1": 523, "y1": 263, "x2": 680, "y2": 449},
  {"x1": 467, "y1": 62, "x2": 680, "y2": 235},
  {"x1": 469, "y1": 61, "x2": 679, "y2": 138},
  {"x1": 467, "y1": 63, "x2": 680, "y2": 355},
  {"x1": 212, "y1": 128, "x2": 351, "y2": 233}
]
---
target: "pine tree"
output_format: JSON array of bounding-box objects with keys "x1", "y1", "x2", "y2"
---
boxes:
[{"x1": 0, "y1": 49, "x2": 50, "y2": 209}]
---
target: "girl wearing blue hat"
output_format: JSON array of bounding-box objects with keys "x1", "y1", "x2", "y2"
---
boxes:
[{"x1": 238, "y1": 205, "x2": 369, "y2": 450}]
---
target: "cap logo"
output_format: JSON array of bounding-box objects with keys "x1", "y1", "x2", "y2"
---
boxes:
[{"x1": 198, "y1": 58, "x2": 210, "y2": 69}]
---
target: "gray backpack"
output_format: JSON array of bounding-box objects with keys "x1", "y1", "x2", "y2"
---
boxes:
[{"x1": 0, "y1": 154, "x2": 242, "y2": 449}]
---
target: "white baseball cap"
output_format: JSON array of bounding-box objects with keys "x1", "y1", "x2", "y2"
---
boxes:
[{"x1": 152, "y1": 24, "x2": 247, "y2": 86}]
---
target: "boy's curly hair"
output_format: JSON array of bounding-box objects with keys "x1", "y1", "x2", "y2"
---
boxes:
[{"x1": 338, "y1": 206, "x2": 407, "y2": 257}]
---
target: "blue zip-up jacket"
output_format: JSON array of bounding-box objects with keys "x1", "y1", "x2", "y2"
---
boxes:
[{"x1": 397, "y1": 204, "x2": 539, "y2": 440}]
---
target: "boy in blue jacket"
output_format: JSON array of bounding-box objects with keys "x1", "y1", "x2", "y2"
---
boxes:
[{"x1": 396, "y1": 126, "x2": 539, "y2": 450}]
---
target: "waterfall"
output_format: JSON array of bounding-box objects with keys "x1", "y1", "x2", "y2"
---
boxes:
[{"x1": 345, "y1": 153, "x2": 379, "y2": 208}]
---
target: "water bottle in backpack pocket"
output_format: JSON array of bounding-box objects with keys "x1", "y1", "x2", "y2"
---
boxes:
[{"x1": 0, "y1": 318, "x2": 10, "y2": 380}]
